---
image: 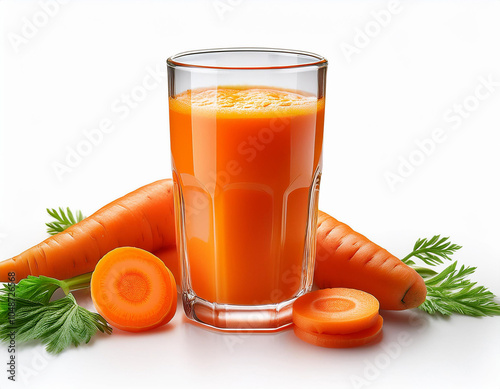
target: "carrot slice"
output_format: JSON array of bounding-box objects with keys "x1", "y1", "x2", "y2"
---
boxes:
[
  {"x1": 293, "y1": 315, "x2": 383, "y2": 348},
  {"x1": 293, "y1": 288, "x2": 379, "y2": 335},
  {"x1": 90, "y1": 247, "x2": 177, "y2": 332}
]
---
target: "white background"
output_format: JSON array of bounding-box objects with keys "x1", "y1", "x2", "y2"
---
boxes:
[{"x1": 1, "y1": 1, "x2": 500, "y2": 388}]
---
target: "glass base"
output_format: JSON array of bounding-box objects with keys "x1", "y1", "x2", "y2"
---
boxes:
[{"x1": 182, "y1": 291, "x2": 302, "y2": 332}]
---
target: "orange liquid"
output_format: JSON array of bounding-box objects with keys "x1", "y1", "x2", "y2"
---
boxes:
[{"x1": 169, "y1": 88, "x2": 324, "y2": 305}]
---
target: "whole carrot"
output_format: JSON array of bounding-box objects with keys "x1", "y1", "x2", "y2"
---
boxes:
[
  {"x1": 0, "y1": 179, "x2": 176, "y2": 282},
  {"x1": 315, "y1": 211, "x2": 427, "y2": 310}
]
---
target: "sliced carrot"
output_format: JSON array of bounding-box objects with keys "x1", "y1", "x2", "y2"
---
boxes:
[
  {"x1": 90, "y1": 247, "x2": 177, "y2": 332},
  {"x1": 293, "y1": 288, "x2": 380, "y2": 335},
  {"x1": 293, "y1": 315, "x2": 383, "y2": 348}
]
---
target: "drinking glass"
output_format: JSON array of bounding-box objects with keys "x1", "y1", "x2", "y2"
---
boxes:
[{"x1": 167, "y1": 48, "x2": 327, "y2": 331}]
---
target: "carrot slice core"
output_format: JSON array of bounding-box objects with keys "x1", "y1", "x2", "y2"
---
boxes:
[
  {"x1": 313, "y1": 297, "x2": 355, "y2": 312},
  {"x1": 117, "y1": 273, "x2": 149, "y2": 302}
]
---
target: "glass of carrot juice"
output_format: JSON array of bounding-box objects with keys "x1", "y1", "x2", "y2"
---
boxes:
[{"x1": 167, "y1": 48, "x2": 327, "y2": 331}]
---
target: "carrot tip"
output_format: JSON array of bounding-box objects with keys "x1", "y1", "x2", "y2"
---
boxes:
[{"x1": 400, "y1": 274, "x2": 427, "y2": 309}]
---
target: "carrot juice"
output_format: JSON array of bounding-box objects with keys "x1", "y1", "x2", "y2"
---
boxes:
[{"x1": 169, "y1": 87, "x2": 324, "y2": 306}]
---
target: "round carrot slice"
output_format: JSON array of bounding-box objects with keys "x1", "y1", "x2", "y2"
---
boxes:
[
  {"x1": 91, "y1": 247, "x2": 177, "y2": 332},
  {"x1": 293, "y1": 315, "x2": 383, "y2": 348},
  {"x1": 293, "y1": 288, "x2": 380, "y2": 334}
]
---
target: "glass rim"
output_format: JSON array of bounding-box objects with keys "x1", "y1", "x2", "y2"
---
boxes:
[{"x1": 167, "y1": 47, "x2": 328, "y2": 70}]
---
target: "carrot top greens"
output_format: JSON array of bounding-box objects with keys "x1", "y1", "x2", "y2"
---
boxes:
[
  {"x1": 0, "y1": 273, "x2": 111, "y2": 354},
  {"x1": 402, "y1": 235, "x2": 462, "y2": 265},
  {"x1": 46, "y1": 207, "x2": 85, "y2": 236},
  {"x1": 402, "y1": 235, "x2": 500, "y2": 316},
  {"x1": 0, "y1": 293, "x2": 111, "y2": 354}
]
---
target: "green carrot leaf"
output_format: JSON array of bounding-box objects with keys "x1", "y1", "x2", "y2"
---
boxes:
[
  {"x1": 0, "y1": 294, "x2": 112, "y2": 354},
  {"x1": 0, "y1": 273, "x2": 93, "y2": 309},
  {"x1": 0, "y1": 276, "x2": 62, "y2": 307},
  {"x1": 405, "y1": 237, "x2": 500, "y2": 317},
  {"x1": 402, "y1": 235, "x2": 462, "y2": 266},
  {"x1": 46, "y1": 207, "x2": 85, "y2": 236}
]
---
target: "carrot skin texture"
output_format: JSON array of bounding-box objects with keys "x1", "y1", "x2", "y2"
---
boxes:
[
  {"x1": 315, "y1": 211, "x2": 427, "y2": 310},
  {"x1": 0, "y1": 179, "x2": 176, "y2": 282}
]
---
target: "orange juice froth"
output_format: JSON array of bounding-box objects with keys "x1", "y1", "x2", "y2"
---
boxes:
[{"x1": 170, "y1": 88, "x2": 324, "y2": 305}]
